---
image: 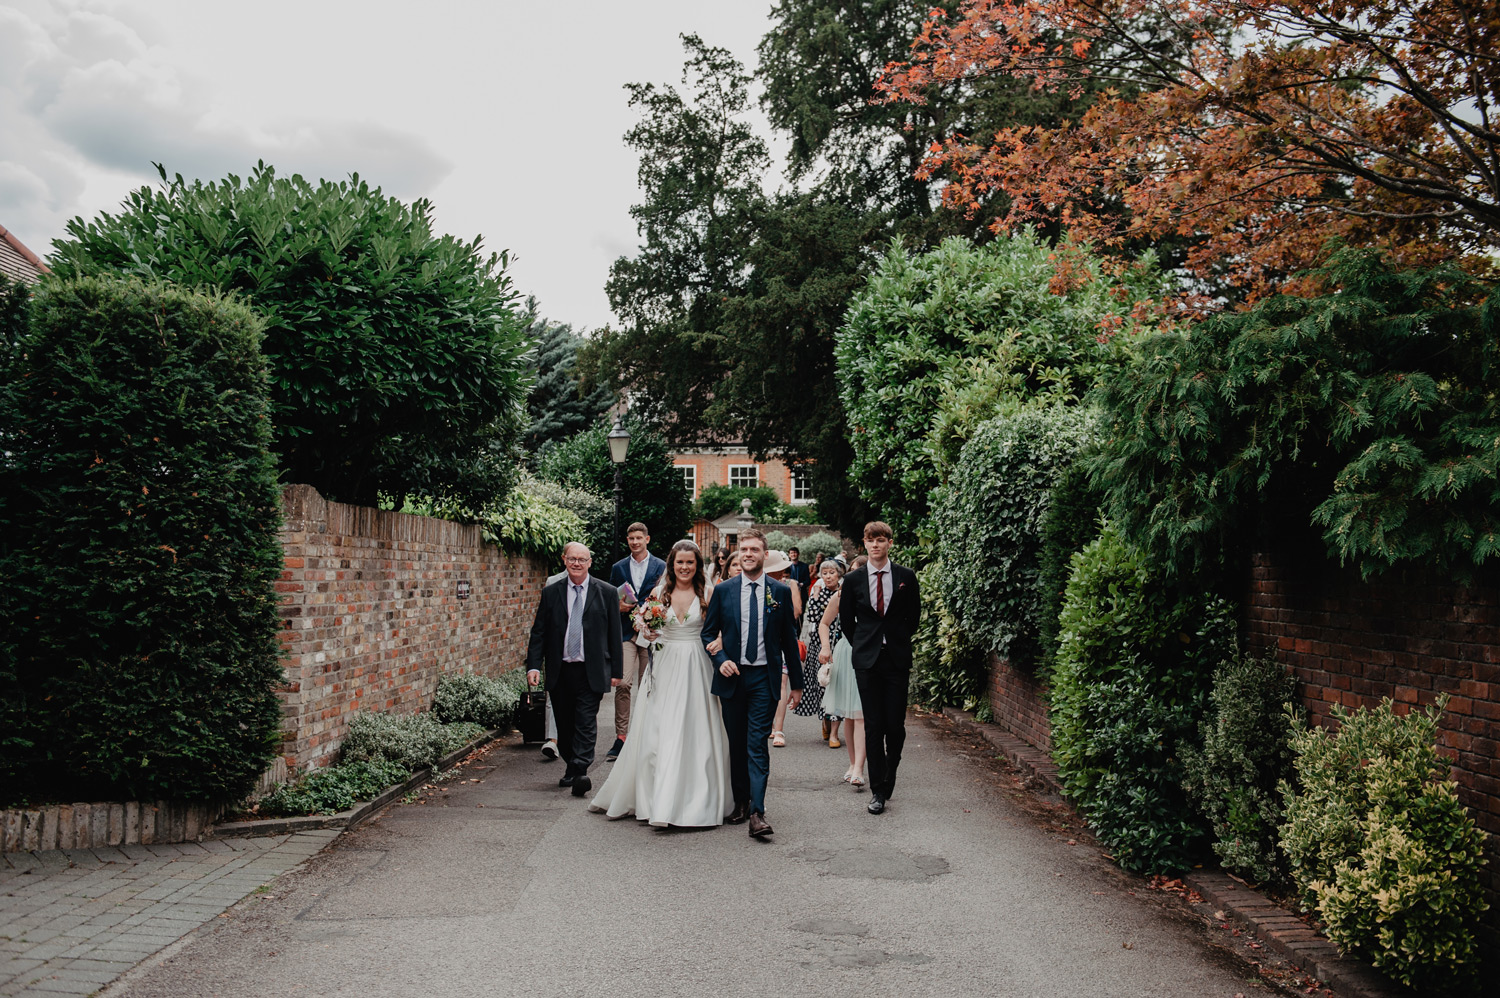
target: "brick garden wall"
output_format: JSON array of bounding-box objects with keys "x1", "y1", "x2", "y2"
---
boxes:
[
  {"x1": 275, "y1": 485, "x2": 547, "y2": 772},
  {"x1": 986, "y1": 653, "x2": 1051, "y2": 753}
]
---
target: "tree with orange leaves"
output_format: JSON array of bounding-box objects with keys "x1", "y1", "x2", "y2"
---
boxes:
[{"x1": 878, "y1": 1, "x2": 1500, "y2": 298}]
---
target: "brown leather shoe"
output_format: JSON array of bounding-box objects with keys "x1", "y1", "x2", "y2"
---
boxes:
[
  {"x1": 726, "y1": 801, "x2": 750, "y2": 824},
  {"x1": 747, "y1": 812, "x2": 773, "y2": 838}
]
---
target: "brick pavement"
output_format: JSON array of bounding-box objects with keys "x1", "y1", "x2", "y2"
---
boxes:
[{"x1": 0, "y1": 831, "x2": 339, "y2": 996}]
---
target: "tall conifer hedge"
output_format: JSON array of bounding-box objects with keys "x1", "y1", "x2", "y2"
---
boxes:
[{"x1": 0, "y1": 277, "x2": 285, "y2": 804}]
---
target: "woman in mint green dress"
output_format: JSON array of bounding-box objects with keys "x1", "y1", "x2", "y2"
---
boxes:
[{"x1": 818, "y1": 555, "x2": 867, "y2": 787}]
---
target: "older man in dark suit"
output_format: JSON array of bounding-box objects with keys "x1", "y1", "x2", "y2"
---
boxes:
[{"x1": 526, "y1": 542, "x2": 623, "y2": 797}]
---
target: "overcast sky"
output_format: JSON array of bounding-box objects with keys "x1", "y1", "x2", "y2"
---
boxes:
[{"x1": 0, "y1": 0, "x2": 786, "y2": 332}]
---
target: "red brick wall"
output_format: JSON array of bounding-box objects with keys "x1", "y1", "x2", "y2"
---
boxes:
[
  {"x1": 1245, "y1": 549, "x2": 1500, "y2": 837},
  {"x1": 987, "y1": 653, "x2": 1052, "y2": 752},
  {"x1": 275, "y1": 485, "x2": 547, "y2": 771}
]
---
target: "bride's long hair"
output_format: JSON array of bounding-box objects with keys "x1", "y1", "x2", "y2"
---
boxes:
[{"x1": 654, "y1": 539, "x2": 707, "y2": 606}]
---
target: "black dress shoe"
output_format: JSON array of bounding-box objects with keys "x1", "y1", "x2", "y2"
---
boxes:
[
  {"x1": 606, "y1": 737, "x2": 624, "y2": 760},
  {"x1": 726, "y1": 801, "x2": 750, "y2": 824},
  {"x1": 867, "y1": 795, "x2": 887, "y2": 815},
  {"x1": 571, "y1": 774, "x2": 592, "y2": 798},
  {"x1": 747, "y1": 812, "x2": 773, "y2": 838},
  {"x1": 558, "y1": 773, "x2": 576, "y2": 787}
]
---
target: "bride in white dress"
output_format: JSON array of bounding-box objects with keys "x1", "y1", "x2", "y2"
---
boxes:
[{"x1": 589, "y1": 539, "x2": 732, "y2": 827}]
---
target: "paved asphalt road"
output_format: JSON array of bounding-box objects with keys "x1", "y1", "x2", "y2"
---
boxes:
[{"x1": 104, "y1": 703, "x2": 1261, "y2": 998}]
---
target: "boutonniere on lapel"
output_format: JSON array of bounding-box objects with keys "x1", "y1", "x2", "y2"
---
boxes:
[{"x1": 765, "y1": 589, "x2": 779, "y2": 612}]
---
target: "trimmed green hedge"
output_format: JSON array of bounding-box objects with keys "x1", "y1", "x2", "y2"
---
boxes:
[
  {"x1": 0, "y1": 277, "x2": 285, "y2": 805},
  {"x1": 934, "y1": 401, "x2": 1098, "y2": 668},
  {"x1": 1050, "y1": 525, "x2": 1234, "y2": 873}
]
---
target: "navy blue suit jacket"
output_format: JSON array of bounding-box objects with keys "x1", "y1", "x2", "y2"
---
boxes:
[
  {"x1": 609, "y1": 553, "x2": 666, "y2": 634},
  {"x1": 700, "y1": 574, "x2": 804, "y2": 700}
]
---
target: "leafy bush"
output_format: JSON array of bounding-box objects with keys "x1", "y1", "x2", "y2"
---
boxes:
[
  {"x1": 1035, "y1": 462, "x2": 1104, "y2": 675},
  {"x1": 790, "y1": 531, "x2": 843, "y2": 560},
  {"x1": 432, "y1": 670, "x2": 526, "y2": 730},
  {"x1": 481, "y1": 490, "x2": 584, "y2": 570},
  {"x1": 256, "y1": 759, "x2": 410, "y2": 818},
  {"x1": 1180, "y1": 655, "x2": 1299, "y2": 885},
  {"x1": 836, "y1": 232, "x2": 1170, "y2": 539},
  {"x1": 1279, "y1": 698, "x2": 1489, "y2": 994},
  {"x1": 0, "y1": 277, "x2": 284, "y2": 804},
  {"x1": 1050, "y1": 525, "x2": 1235, "y2": 873},
  {"x1": 934, "y1": 400, "x2": 1098, "y2": 667},
  {"x1": 540, "y1": 415, "x2": 692, "y2": 549},
  {"x1": 516, "y1": 472, "x2": 613, "y2": 556},
  {"x1": 768, "y1": 502, "x2": 822, "y2": 525},
  {"x1": 1089, "y1": 249, "x2": 1500, "y2": 579},
  {"x1": 341, "y1": 712, "x2": 485, "y2": 772},
  {"x1": 909, "y1": 559, "x2": 988, "y2": 710},
  {"x1": 692, "y1": 483, "x2": 783, "y2": 522},
  {"x1": 50, "y1": 163, "x2": 533, "y2": 510}
]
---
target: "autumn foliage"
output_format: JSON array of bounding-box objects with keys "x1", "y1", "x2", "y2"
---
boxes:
[{"x1": 877, "y1": 1, "x2": 1500, "y2": 297}]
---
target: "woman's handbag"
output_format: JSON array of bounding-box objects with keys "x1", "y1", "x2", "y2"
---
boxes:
[
  {"x1": 516, "y1": 681, "x2": 547, "y2": 743},
  {"x1": 817, "y1": 661, "x2": 832, "y2": 687}
]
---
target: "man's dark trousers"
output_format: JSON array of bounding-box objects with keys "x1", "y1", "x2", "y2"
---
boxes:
[
  {"x1": 552, "y1": 661, "x2": 604, "y2": 777},
  {"x1": 855, "y1": 648, "x2": 909, "y2": 798},
  {"x1": 719, "y1": 663, "x2": 776, "y2": 812}
]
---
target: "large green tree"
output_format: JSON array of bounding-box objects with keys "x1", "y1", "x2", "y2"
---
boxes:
[
  {"x1": 49, "y1": 164, "x2": 533, "y2": 510},
  {"x1": 521, "y1": 302, "x2": 613, "y2": 461}
]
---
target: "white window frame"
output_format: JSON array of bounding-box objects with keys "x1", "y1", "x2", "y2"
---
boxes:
[
  {"x1": 790, "y1": 466, "x2": 813, "y2": 505},
  {"x1": 728, "y1": 464, "x2": 759, "y2": 489},
  {"x1": 676, "y1": 464, "x2": 698, "y2": 498}
]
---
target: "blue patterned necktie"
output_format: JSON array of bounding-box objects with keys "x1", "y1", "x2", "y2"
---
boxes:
[
  {"x1": 744, "y1": 581, "x2": 759, "y2": 664},
  {"x1": 565, "y1": 583, "x2": 585, "y2": 660}
]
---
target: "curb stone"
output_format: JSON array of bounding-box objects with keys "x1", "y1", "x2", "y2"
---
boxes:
[
  {"x1": 210, "y1": 728, "x2": 502, "y2": 839},
  {"x1": 936, "y1": 707, "x2": 1413, "y2": 998},
  {"x1": 939, "y1": 706, "x2": 1063, "y2": 796}
]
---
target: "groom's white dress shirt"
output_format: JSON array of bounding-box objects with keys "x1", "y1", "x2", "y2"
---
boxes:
[{"x1": 738, "y1": 571, "x2": 768, "y2": 666}]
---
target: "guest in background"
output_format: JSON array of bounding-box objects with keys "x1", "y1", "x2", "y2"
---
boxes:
[
  {"x1": 763, "y1": 549, "x2": 803, "y2": 749},
  {"x1": 787, "y1": 547, "x2": 812, "y2": 602},
  {"x1": 802, "y1": 559, "x2": 843, "y2": 744},
  {"x1": 607, "y1": 523, "x2": 666, "y2": 761}
]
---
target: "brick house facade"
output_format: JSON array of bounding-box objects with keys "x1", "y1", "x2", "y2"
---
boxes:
[{"x1": 668, "y1": 445, "x2": 813, "y2": 506}]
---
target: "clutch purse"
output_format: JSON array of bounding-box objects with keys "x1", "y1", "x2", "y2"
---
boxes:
[{"x1": 817, "y1": 662, "x2": 832, "y2": 687}]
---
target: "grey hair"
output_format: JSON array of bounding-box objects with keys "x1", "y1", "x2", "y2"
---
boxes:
[
  {"x1": 563, "y1": 541, "x2": 592, "y2": 557},
  {"x1": 821, "y1": 559, "x2": 846, "y2": 578}
]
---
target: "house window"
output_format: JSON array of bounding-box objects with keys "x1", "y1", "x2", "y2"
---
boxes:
[
  {"x1": 791, "y1": 466, "x2": 813, "y2": 504},
  {"x1": 677, "y1": 464, "x2": 697, "y2": 497},
  {"x1": 728, "y1": 464, "x2": 759, "y2": 489}
]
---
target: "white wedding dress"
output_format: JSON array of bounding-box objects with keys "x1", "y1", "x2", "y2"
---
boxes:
[{"x1": 588, "y1": 595, "x2": 732, "y2": 827}]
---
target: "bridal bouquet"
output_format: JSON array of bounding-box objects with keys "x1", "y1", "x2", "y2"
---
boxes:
[{"x1": 632, "y1": 594, "x2": 670, "y2": 650}]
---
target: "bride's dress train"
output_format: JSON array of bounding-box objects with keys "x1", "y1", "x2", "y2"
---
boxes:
[{"x1": 588, "y1": 596, "x2": 731, "y2": 827}]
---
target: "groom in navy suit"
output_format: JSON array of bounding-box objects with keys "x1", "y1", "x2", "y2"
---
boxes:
[{"x1": 701, "y1": 528, "x2": 803, "y2": 838}]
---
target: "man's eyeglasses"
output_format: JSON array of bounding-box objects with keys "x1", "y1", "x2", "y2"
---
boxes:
[{"x1": 564, "y1": 556, "x2": 590, "y2": 564}]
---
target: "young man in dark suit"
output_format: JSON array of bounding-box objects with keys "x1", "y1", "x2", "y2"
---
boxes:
[
  {"x1": 526, "y1": 542, "x2": 623, "y2": 797},
  {"x1": 838, "y1": 521, "x2": 921, "y2": 815},
  {"x1": 606, "y1": 522, "x2": 666, "y2": 759}
]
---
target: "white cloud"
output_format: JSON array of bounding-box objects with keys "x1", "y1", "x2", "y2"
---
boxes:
[{"x1": 0, "y1": 0, "x2": 450, "y2": 255}]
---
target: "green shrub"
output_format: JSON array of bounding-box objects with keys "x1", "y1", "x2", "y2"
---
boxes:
[
  {"x1": 341, "y1": 712, "x2": 485, "y2": 772},
  {"x1": 933, "y1": 400, "x2": 1098, "y2": 667},
  {"x1": 51, "y1": 164, "x2": 533, "y2": 510},
  {"x1": 1050, "y1": 525, "x2": 1234, "y2": 873},
  {"x1": 1180, "y1": 655, "x2": 1299, "y2": 885},
  {"x1": 1088, "y1": 249, "x2": 1500, "y2": 579},
  {"x1": 768, "y1": 501, "x2": 822, "y2": 525},
  {"x1": 516, "y1": 472, "x2": 613, "y2": 556},
  {"x1": 692, "y1": 483, "x2": 783, "y2": 522},
  {"x1": 540, "y1": 415, "x2": 692, "y2": 548},
  {"x1": 909, "y1": 559, "x2": 988, "y2": 710},
  {"x1": 432, "y1": 670, "x2": 526, "y2": 730},
  {"x1": 481, "y1": 490, "x2": 584, "y2": 570},
  {"x1": 836, "y1": 232, "x2": 1170, "y2": 539},
  {"x1": 0, "y1": 277, "x2": 284, "y2": 805},
  {"x1": 1035, "y1": 462, "x2": 1104, "y2": 675},
  {"x1": 1280, "y1": 698, "x2": 1488, "y2": 994},
  {"x1": 256, "y1": 759, "x2": 410, "y2": 817},
  {"x1": 791, "y1": 531, "x2": 842, "y2": 561}
]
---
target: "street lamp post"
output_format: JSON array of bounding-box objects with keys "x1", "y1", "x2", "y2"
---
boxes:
[{"x1": 607, "y1": 416, "x2": 632, "y2": 561}]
